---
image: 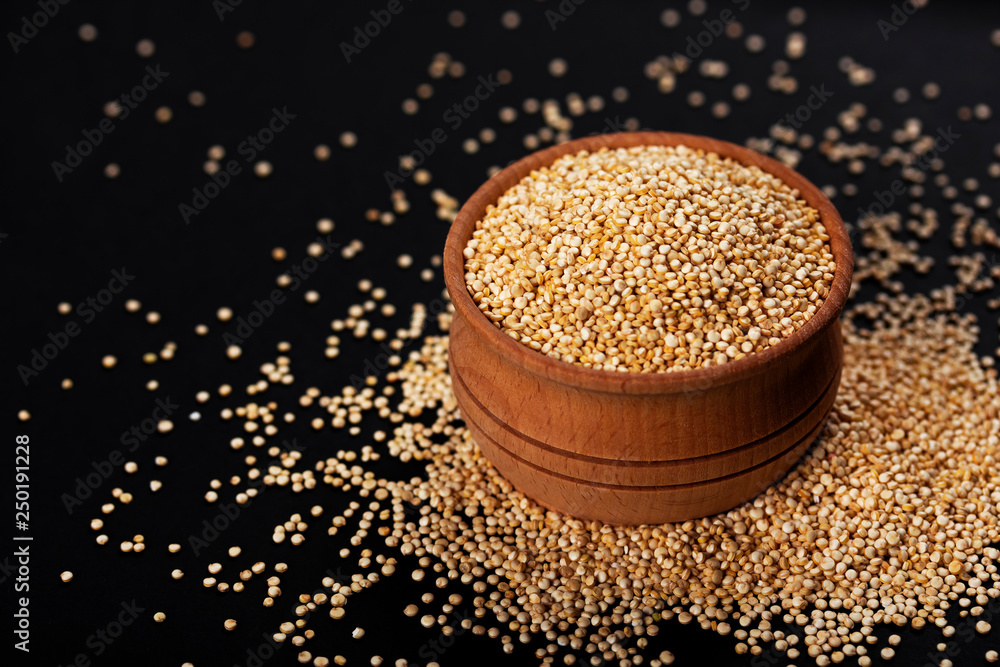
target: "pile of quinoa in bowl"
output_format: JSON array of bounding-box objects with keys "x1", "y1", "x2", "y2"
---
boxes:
[{"x1": 462, "y1": 144, "x2": 837, "y2": 372}]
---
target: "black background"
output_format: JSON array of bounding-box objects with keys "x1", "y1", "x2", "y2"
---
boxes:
[{"x1": 4, "y1": 0, "x2": 1000, "y2": 665}]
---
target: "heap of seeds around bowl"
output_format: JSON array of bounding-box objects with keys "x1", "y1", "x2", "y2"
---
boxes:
[
  {"x1": 77, "y1": 285, "x2": 1000, "y2": 666},
  {"x1": 378, "y1": 291, "x2": 1000, "y2": 665},
  {"x1": 463, "y1": 145, "x2": 836, "y2": 371}
]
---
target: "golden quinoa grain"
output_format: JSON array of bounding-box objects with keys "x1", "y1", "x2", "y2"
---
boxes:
[
  {"x1": 465, "y1": 145, "x2": 833, "y2": 372},
  {"x1": 135, "y1": 39, "x2": 154, "y2": 57}
]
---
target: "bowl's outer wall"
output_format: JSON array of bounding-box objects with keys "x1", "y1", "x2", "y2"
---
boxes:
[{"x1": 443, "y1": 131, "x2": 854, "y2": 524}]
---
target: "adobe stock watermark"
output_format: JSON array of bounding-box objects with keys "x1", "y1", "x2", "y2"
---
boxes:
[
  {"x1": 187, "y1": 438, "x2": 305, "y2": 556},
  {"x1": 7, "y1": 0, "x2": 71, "y2": 54},
  {"x1": 773, "y1": 84, "x2": 834, "y2": 130},
  {"x1": 917, "y1": 593, "x2": 1000, "y2": 667},
  {"x1": 0, "y1": 555, "x2": 18, "y2": 585},
  {"x1": 17, "y1": 267, "x2": 135, "y2": 386},
  {"x1": 671, "y1": 0, "x2": 751, "y2": 62},
  {"x1": 877, "y1": 0, "x2": 928, "y2": 41},
  {"x1": 349, "y1": 298, "x2": 450, "y2": 389},
  {"x1": 750, "y1": 587, "x2": 1000, "y2": 667},
  {"x1": 179, "y1": 106, "x2": 296, "y2": 224},
  {"x1": 586, "y1": 115, "x2": 637, "y2": 137},
  {"x1": 55, "y1": 600, "x2": 145, "y2": 667},
  {"x1": 221, "y1": 235, "x2": 339, "y2": 346},
  {"x1": 340, "y1": 0, "x2": 414, "y2": 63},
  {"x1": 953, "y1": 251, "x2": 1000, "y2": 313},
  {"x1": 232, "y1": 566, "x2": 349, "y2": 667},
  {"x1": 234, "y1": 632, "x2": 286, "y2": 667},
  {"x1": 60, "y1": 396, "x2": 180, "y2": 514},
  {"x1": 51, "y1": 65, "x2": 169, "y2": 182},
  {"x1": 383, "y1": 73, "x2": 503, "y2": 192},
  {"x1": 856, "y1": 126, "x2": 960, "y2": 220},
  {"x1": 488, "y1": 117, "x2": 635, "y2": 173},
  {"x1": 587, "y1": 631, "x2": 638, "y2": 667},
  {"x1": 487, "y1": 117, "x2": 637, "y2": 175},
  {"x1": 415, "y1": 609, "x2": 475, "y2": 663},
  {"x1": 213, "y1": 0, "x2": 243, "y2": 21},
  {"x1": 545, "y1": 0, "x2": 587, "y2": 31}
]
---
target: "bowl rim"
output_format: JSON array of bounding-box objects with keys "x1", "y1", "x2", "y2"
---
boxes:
[{"x1": 443, "y1": 131, "x2": 854, "y2": 395}]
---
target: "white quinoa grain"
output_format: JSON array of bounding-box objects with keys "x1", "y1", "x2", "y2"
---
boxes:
[
  {"x1": 254, "y1": 161, "x2": 272, "y2": 178},
  {"x1": 465, "y1": 145, "x2": 833, "y2": 372},
  {"x1": 135, "y1": 39, "x2": 154, "y2": 57}
]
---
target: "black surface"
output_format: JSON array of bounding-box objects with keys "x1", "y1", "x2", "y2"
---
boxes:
[{"x1": 4, "y1": 1, "x2": 1000, "y2": 665}]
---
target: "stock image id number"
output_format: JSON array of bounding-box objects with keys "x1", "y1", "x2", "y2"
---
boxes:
[{"x1": 15, "y1": 435, "x2": 30, "y2": 531}]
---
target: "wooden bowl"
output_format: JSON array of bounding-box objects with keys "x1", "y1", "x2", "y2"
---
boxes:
[{"x1": 444, "y1": 131, "x2": 853, "y2": 525}]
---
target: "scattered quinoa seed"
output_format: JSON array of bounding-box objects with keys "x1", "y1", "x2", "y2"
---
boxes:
[
  {"x1": 254, "y1": 161, "x2": 272, "y2": 178},
  {"x1": 47, "y1": 24, "x2": 1000, "y2": 667},
  {"x1": 135, "y1": 39, "x2": 154, "y2": 57}
]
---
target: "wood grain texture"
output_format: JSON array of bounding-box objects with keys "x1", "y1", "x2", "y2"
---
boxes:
[
  {"x1": 443, "y1": 131, "x2": 854, "y2": 525},
  {"x1": 464, "y1": 410, "x2": 826, "y2": 524},
  {"x1": 449, "y1": 304, "x2": 843, "y2": 461},
  {"x1": 451, "y1": 330, "x2": 842, "y2": 486}
]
